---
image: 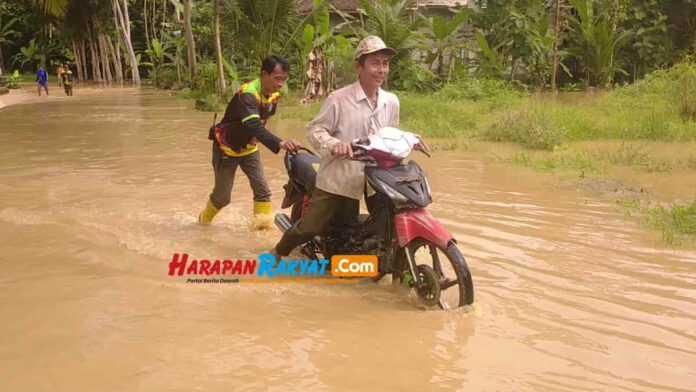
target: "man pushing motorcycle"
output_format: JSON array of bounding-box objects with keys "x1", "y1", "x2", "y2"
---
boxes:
[{"x1": 271, "y1": 35, "x2": 428, "y2": 258}]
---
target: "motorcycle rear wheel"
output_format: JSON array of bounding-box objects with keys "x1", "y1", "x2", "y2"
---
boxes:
[{"x1": 405, "y1": 238, "x2": 474, "y2": 309}]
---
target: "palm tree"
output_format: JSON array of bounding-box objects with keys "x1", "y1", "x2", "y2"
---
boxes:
[
  {"x1": 31, "y1": 0, "x2": 69, "y2": 18},
  {"x1": 356, "y1": 0, "x2": 422, "y2": 57},
  {"x1": 567, "y1": 0, "x2": 632, "y2": 86},
  {"x1": 0, "y1": 13, "x2": 21, "y2": 72},
  {"x1": 232, "y1": 0, "x2": 300, "y2": 62}
]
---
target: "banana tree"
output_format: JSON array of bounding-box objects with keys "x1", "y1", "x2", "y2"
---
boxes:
[
  {"x1": 0, "y1": 13, "x2": 20, "y2": 72},
  {"x1": 12, "y1": 39, "x2": 43, "y2": 70},
  {"x1": 474, "y1": 32, "x2": 506, "y2": 78},
  {"x1": 421, "y1": 8, "x2": 471, "y2": 80},
  {"x1": 142, "y1": 38, "x2": 175, "y2": 85},
  {"x1": 291, "y1": 0, "x2": 352, "y2": 102}
]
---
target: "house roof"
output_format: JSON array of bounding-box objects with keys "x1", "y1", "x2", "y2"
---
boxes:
[
  {"x1": 298, "y1": 0, "x2": 361, "y2": 14},
  {"x1": 418, "y1": 0, "x2": 467, "y2": 7},
  {"x1": 298, "y1": 0, "x2": 466, "y2": 14}
]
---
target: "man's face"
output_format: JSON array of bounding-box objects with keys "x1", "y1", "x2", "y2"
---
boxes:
[
  {"x1": 261, "y1": 64, "x2": 288, "y2": 94},
  {"x1": 357, "y1": 51, "x2": 390, "y2": 89}
]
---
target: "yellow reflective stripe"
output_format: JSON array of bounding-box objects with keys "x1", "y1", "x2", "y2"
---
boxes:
[
  {"x1": 219, "y1": 144, "x2": 259, "y2": 157},
  {"x1": 242, "y1": 114, "x2": 260, "y2": 123}
]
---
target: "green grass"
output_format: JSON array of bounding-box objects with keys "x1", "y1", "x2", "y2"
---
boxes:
[
  {"x1": 621, "y1": 198, "x2": 696, "y2": 244},
  {"x1": 499, "y1": 150, "x2": 603, "y2": 176},
  {"x1": 19, "y1": 72, "x2": 61, "y2": 84},
  {"x1": 480, "y1": 107, "x2": 567, "y2": 150},
  {"x1": 277, "y1": 78, "x2": 524, "y2": 138},
  {"x1": 651, "y1": 200, "x2": 696, "y2": 244},
  {"x1": 480, "y1": 63, "x2": 696, "y2": 149}
]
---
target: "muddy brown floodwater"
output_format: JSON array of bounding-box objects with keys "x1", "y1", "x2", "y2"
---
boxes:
[{"x1": 1, "y1": 88, "x2": 694, "y2": 391}]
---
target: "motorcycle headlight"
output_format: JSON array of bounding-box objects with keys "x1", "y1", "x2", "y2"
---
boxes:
[
  {"x1": 422, "y1": 176, "x2": 432, "y2": 198},
  {"x1": 380, "y1": 182, "x2": 409, "y2": 204}
]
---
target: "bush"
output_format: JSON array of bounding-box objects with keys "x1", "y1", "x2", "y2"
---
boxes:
[
  {"x1": 195, "y1": 93, "x2": 223, "y2": 112},
  {"x1": 155, "y1": 67, "x2": 178, "y2": 89},
  {"x1": 481, "y1": 108, "x2": 567, "y2": 150},
  {"x1": 391, "y1": 58, "x2": 436, "y2": 92},
  {"x1": 672, "y1": 64, "x2": 696, "y2": 121},
  {"x1": 614, "y1": 62, "x2": 696, "y2": 121},
  {"x1": 649, "y1": 200, "x2": 696, "y2": 244},
  {"x1": 436, "y1": 78, "x2": 521, "y2": 103},
  {"x1": 0, "y1": 71, "x2": 21, "y2": 89}
]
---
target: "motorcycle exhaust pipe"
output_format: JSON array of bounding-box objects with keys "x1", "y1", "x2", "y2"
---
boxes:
[{"x1": 274, "y1": 213, "x2": 292, "y2": 233}]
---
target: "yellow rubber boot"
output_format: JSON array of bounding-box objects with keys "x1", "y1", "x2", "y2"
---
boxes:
[
  {"x1": 198, "y1": 199, "x2": 220, "y2": 223},
  {"x1": 252, "y1": 201, "x2": 272, "y2": 230}
]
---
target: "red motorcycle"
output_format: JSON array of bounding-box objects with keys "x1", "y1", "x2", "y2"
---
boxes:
[{"x1": 275, "y1": 128, "x2": 474, "y2": 309}]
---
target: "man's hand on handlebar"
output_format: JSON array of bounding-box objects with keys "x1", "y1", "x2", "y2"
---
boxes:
[
  {"x1": 279, "y1": 139, "x2": 302, "y2": 152},
  {"x1": 332, "y1": 142, "x2": 353, "y2": 158}
]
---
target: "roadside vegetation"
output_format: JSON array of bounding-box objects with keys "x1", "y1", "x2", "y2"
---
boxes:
[{"x1": 2, "y1": 0, "x2": 694, "y2": 243}]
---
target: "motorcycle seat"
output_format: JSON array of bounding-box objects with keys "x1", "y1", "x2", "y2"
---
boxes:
[{"x1": 289, "y1": 152, "x2": 321, "y2": 193}]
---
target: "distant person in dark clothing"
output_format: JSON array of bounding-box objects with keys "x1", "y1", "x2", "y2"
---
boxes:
[{"x1": 36, "y1": 65, "x2": 48, "y2": 96}]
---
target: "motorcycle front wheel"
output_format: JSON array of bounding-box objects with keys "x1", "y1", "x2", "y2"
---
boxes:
[{"x1": 404, "y1": 238, "x2": 474, "y2": 309}]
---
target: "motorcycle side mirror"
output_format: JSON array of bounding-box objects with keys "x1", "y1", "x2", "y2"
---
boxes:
[{"x1": 418, "y1": 148, "x2": 432, "y2": 158}]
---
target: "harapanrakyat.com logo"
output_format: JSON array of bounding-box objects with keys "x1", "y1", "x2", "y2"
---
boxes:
[{"x1": 168, "y1": 253, "x2": 378, "y2": 283}]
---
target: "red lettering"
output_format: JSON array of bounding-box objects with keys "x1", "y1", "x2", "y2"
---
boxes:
[
  {"x1": 199, "y1": 259, "x2": 211, "y2": 275},
  {"x1": 231, "y1": 260, "x2": 243, "y2": 274},
  {"x1": 222, "y1": 260, "x2": 233, "y2": 274},
  {"x1": 209, "y1": 260, "x2": 221, "y2": 274},
  {"x1": 168, "y1": 253, "x2": 188, "y2": 276},
  {"x1": 243, "y1": 260, "x2": 257, "y2": 274},
  {"x1": 186, "y1": 260, "x2": 198, "y2": 275}
]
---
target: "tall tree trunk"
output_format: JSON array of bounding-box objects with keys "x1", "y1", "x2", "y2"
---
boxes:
[
  {"x1": 213, "y1": 0, "x2": 226, "y2": 98},
  {"x1": 113, "y1": 0, "x2": 141, "y2": 86},
  {"x1": 144, "y1": 0, "x2": 151, "y2": 50},
  {"x1": 76, "y1": 41, "x2": 84, "y2": 80},
  {"x1": 183, "y1": 0, "x2": 197, "y2": 81},
  {"x1": 80, "y1": 42, "x2": 89, "y2": 81},
  {"x1": 0, "y1": 45, "x2": 5, "y2": 74},
  {"x1": 551, "y1": 0, "x2": 562, "y2": 92},
  {"x1": 98, "y1": 32, "x2": 114, "y2": 85},
  {"x1": 72, "y1": 41, "x2": 82, "y2": 81},
  {"x1": 152, "y1": 0, "x2": 158, "y2": 41},
  {"x1": 106, "y1": 34, "x2": 124, "y2": 86},
  {"x1": 162, "y1": 0, "x2": 167, "y2": 38},
  {"x1": 87, "y1": 22, "x2": 103, "y2": 84},
  {"x1": 436, "y1": 51, "x2": 444, "y2": 79},
  {"x1": 90, "y1": 38, "x2": 102, "y2": 83}
]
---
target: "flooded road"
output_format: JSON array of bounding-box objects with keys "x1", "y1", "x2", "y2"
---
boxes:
[{"x1": 1, "y1": 88, "x2": 695, "y2": 391}]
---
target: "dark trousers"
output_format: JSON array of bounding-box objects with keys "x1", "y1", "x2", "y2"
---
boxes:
[
  {"x1": 209, "y1": 144, "x2": 271, "y2": 209},
  {"x1": 275, "y1": 188, "x2": 359, "y2": 256}
]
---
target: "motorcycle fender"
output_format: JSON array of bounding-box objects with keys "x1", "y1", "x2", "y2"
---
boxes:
[
  {"x1": 281, "y1": 182, "x2": 302, "y2": 209},
  {"x1": 394, "y1": 209, "x2": 454, "y2": 249}
]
